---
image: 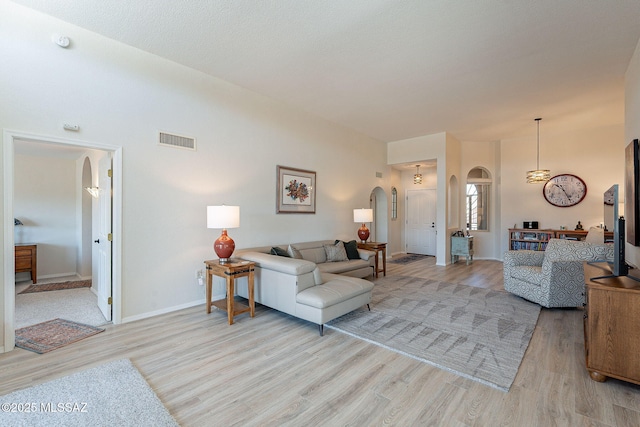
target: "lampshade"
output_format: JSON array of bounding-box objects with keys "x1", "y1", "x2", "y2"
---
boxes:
[
  {"x1": 526, "y1": 169, "x2": 551, "y2": 183},
  {"x1": 353, "y1": 208, "x2": 373, "y2": 243},
  {"x1": 353, "y1": 208, "x2": 373, "y2": 223},
  {"x1": 207, "y1": 205, "x2": 240, "y2": 229},
  {"x1": 207, "y1": 205, "x2": 240, "y2": 263},
  {"x1": 526, "y1": 118, "x2": 550, "y2": 184}
]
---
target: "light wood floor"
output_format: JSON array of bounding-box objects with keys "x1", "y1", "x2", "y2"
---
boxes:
[{"x1": 1, "y1": 257, "x2": 639, "y2": 426}]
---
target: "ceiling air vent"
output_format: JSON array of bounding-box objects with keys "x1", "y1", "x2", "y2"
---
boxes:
[{"x1": 158, "y1": 132, "x2": 196, "y2": 151}]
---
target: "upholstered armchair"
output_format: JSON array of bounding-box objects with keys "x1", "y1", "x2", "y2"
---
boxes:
[{"x1": 503, "y1": 238, "x2": 614, "y2": 308}]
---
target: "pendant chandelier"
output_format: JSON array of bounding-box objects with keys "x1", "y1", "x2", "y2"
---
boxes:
[
  {"x1": 414, "y1": 165, "x2": 423, "y2": 184},
  {"x1": 526, "y1": 118, "x2": 550, "y2": 184}
]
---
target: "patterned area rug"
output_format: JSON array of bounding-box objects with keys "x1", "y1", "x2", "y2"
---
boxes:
[
  {"x1": 326, "y1": 276, "x2": 540, "y2": 391},
  {"x1": 19, "y1": 280, "x2": 92, "y2": 294},
  {"x1": 389, "y1": 253, "x2": 432, "y2": 264},
  {"x1": 15, "y1": 318, "x2": 105, "y2": 354}
]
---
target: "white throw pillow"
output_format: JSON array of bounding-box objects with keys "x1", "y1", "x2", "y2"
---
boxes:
[
  {"x1": 585, "y1": 227, "x2": 604, "y2": 244},
  {"x1": 323, "y1": 241, "x2": 348, "y2": 262},
  {"x1": 287, "y1": 244, "x2": 302, "y2": 259}
]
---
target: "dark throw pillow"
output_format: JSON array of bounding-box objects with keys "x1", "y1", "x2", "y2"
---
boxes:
[
  {"x1": 336, "y1": 239, "x2": 360, "y2": 260},
  {"x1": 270, "y1": 246, "x2": 290, "y2": 257}
]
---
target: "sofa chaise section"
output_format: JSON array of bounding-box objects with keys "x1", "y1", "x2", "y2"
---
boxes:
[{"x1": 235, "y1": 245, "x2": 374, "y2": 335}]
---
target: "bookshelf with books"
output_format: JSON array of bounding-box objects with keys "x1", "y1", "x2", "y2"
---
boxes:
[
  {"x1": 508, "y1": 228, "x2": 615, "y2": 251},
  {"x1": 509, "y1": 229, "x2": 554, "y2": 251}
]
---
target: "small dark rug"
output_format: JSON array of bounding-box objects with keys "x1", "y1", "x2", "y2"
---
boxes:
[
  {"x1": 389, "y1": 253, "x2": 431, "y2": 265},
  {"x1": 19, "y1": 280, "x2": 92, "y2": 294},
  {"x1": 15, "y1": 318, "x2": 105, "y2": 354}
]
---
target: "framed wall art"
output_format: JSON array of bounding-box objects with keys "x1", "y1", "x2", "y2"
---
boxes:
[{"x1": 277, "y1": 165, "x2": 316, "y2": 214}]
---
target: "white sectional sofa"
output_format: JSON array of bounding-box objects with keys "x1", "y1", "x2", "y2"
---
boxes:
[{"x1": 234, "y1": 240, "x2": 375, "y2": 335}]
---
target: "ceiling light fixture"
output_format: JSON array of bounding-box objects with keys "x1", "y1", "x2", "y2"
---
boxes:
[
  {"x1": 526, "y1": 118, "x2": 550, "y2": 184},
  {"x1": 414, "y1": 165, "x2": 423, "y2": 184}
]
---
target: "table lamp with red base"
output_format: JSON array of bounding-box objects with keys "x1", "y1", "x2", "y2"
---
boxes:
[
  {"x1": 353, "y1": 208, "x2": 373, "y2": 243},
  {"x1": 207, "y1": 205, "x2": 240, "y2": 264}
]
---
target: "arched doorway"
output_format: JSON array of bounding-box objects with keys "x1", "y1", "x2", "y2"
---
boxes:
[
  {"x1": 369, "y1": 187, "x2": 388, "y2": 244},
  {"x1": 80, "y1": 157, "x2": 93, "y2": 278}
]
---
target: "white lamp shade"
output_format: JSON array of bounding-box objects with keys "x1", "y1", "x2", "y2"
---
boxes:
[
  {"x1": 353, "y1": 208, "x2": 373, "y2": 223},
  {"x1": 207, "y1": 205, "x2": 240, "y2": 229}
]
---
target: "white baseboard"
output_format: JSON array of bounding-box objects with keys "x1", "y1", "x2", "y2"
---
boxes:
[
  {"x1": 121, "y1": 293, "x2": 225, "y2": 324},
  {"x1": 36, "y1": 272, "x2": 82, "y2": 280}
]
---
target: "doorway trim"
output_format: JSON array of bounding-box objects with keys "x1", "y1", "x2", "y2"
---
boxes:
[{"x1": 2, "y1": 129, "x2": 123, "y2": 352}]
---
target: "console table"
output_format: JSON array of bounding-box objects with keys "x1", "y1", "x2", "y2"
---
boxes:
[
  {"x1": 15, "y1": 243, "x2": 37, "y2": 284},
  {"x1": 357, "y1": 242, "x2": 386, "y2": 278},
  {"x1": 583, "y1": 262, "x2": 640, "y2": 385},
  {"x1": 204, "y1": 259, "x2": 255, "y2": 325}
]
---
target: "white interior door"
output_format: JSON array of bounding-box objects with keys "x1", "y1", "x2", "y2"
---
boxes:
[
  {"x1": 406, "y1": 189, "x2": 436, "y2": 255},
  {"x1": 96, "y1": 154, "x2": 112, "y2": 321}
]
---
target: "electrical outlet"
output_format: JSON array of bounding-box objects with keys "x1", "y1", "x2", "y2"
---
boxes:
[{"x1": 195, "y1": 269, "x2": 204, "y2": 286}]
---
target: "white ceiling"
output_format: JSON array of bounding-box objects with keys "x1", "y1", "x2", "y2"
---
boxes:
[{"x1": 11, "y1": 0, "x2": 640, "y2": 143}]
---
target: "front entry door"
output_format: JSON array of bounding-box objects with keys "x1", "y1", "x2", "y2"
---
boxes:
[{"x1": 406, "y1": 189, "x2": 436, "y2": 255}]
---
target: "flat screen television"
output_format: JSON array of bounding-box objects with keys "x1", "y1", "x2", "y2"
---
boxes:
[
  {"x1": 601, "y1": 185, "x2": 628, "y2": 277},
  {"x1": 625, "y1": 139, "x2": 640, "y2": 246},
  {"x1": 592, "y1": 184, "x2": 640, "y2": 281}
]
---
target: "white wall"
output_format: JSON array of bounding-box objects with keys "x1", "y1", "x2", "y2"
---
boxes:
[
  {"x1": 78, "y1": 156, "x2": 92, "y2": 278},
  {"x1": 625, "y1": 38, "x2": 640, "y2": 268},
  {"x1": 461, "y1": 140, "x2": 500, "y2": 259},
  {"x1": 444, "y1": 133, "x2": 461, "y2": 263},
  {"x1": 500, "y1": 124, "x2": 625, "y2": 256},
  {"x1": 0, "y1": 2, "x2": 388, "y2": 348},
  {"x1": 14, "y1": 153, "x2": 78, "y2": 279},
  {"x1": 389, "y1": 124, "x2": 624, "y2": 263},
  {"x1": 388, "y1": 168, "x2": 403, "y2": 255},
  {"x1": 388, "y1": 132, "x2": 448, "y2": 264}
]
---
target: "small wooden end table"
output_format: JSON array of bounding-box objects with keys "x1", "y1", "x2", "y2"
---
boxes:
[
  {"x1": 15, "y1": 243, "x2": 37, "y2": 283},
  {"x1": 204, "y1": 259, "x2": 255, "y2": 325},
  {"x1": 357, "y1": 242, "x2": 387, "y2": 278}
]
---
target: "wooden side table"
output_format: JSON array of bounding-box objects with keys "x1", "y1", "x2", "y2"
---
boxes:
[
  {"x1": 357, "y1": 242, "x2": 386, "y2": 278},
  {"x1": 204, "y1": 259, "x2": 255, "y2": 325},
  {"x1": 15, "y1": 243, "x2": 37, "y2": 283}
]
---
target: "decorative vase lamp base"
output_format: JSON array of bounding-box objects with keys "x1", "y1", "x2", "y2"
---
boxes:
[
  {"x1": 358, "y1": 225, "x2": 370, "y2": 243},
  {"x1": 214, "y1": 229, "x2": 235, "y2": 264}
]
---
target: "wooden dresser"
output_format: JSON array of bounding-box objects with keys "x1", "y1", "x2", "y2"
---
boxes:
[
  {"x1": 15, "y1": 243, "x2": 37, "y2": 284},
  {"x1": 583, "y1": 262, "x2": 640, "y2": 385}
]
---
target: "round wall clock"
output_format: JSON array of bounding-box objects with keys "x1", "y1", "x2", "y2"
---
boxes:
[{"x1": 543, "y1": 174, "x2": 587, "y2": 207}]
